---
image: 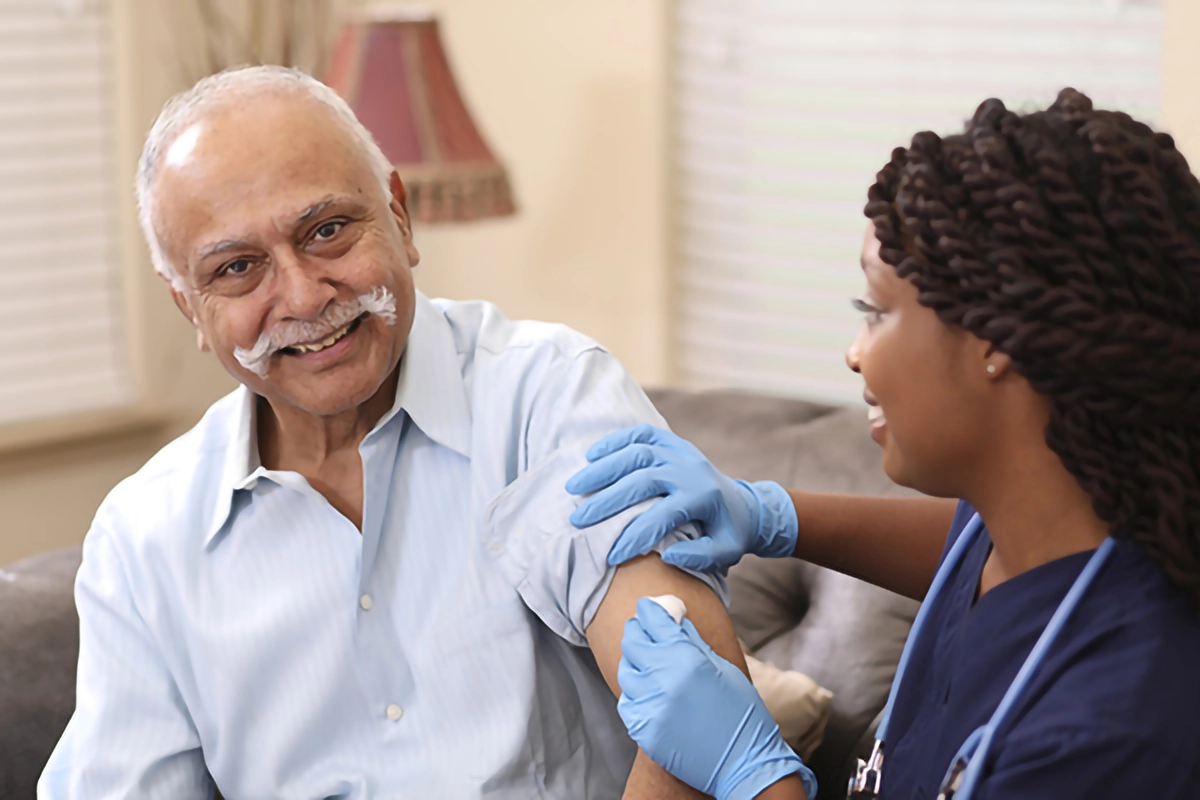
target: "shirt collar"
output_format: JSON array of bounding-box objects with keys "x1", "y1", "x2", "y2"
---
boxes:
[
  {"x1": 371, "y1": 290, "x2": 473, "y2": 457},
  {"x1": 205, "y1": 386, "x2": 259, "y2": 545},
  {"x1": 204, "y1": 291, "x2": 472, "y2": 546}
]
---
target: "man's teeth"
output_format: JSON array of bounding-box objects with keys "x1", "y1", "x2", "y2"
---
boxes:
[
  {"x1": 289, "y1": 321, "x2": 353, "y2": 354},
  {"x1": 868, "y1": 405, "x2": 885, "y2": 422}
]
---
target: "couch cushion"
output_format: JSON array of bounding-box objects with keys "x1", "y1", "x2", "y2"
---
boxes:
[
  {"x1": 0, "y1": 547, "x2": 82, "y2": 798},
  {"x1": 648, "y1": 388, "x2": 835, "y2": 482}
]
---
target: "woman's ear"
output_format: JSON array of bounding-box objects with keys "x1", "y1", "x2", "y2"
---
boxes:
[{"x1": 984, "y1": 348, "x2": 1013, "y2": 379}]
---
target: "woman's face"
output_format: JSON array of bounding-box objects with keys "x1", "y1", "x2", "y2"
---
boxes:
[{"x1": 846, "y1": 223, "x2": 999, "y2": 497}]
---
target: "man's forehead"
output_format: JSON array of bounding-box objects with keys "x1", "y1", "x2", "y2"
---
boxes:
[
  {"x1": 165, "y1": 123, "x2": 204, "y2": 171},
  {"x1": 159, "y1": 95, "x2": 369, "y2": 189},
  {"x1": 157, "y1": 169, "x2": 356, "y2": 233},
  {"x1": 154, "y1": 122, "x2": 377, "y2": 242}
]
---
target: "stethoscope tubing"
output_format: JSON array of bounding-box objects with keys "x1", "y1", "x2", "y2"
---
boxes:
[
  {"x1": 864, "y1": 513, "x2": 1115, "y2": 800},
  {"x1": 875, "y1": 514, "x2": 986, "y2": 743}
]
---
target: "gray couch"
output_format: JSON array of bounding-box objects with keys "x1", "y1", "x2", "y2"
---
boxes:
[{"x1": 0, "y1": 389, "x2": 918, "y2": 799}]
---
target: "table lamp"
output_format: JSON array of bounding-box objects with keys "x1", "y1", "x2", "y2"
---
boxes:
[{"x1": 325, "y1": 7, "x2": 516, "y2": 223}]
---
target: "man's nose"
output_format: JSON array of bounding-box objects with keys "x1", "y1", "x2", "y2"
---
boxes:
[{"x1": 274, "y1": 252, "x2": 336, "y2": 320}]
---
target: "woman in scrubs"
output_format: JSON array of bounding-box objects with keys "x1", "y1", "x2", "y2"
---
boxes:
[{"x1": 568, "y1": 89, "x2": 1200, "y2": 799}]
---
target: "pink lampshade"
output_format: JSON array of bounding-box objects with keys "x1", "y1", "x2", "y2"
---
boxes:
[{"x1": 325, "y1": 8, "x2": 515, "y2": 223}]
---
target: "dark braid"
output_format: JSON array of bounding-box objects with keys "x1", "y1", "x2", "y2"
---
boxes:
[{"x1": 865, "y1": 89, "x2": 1200, "y2": 607}]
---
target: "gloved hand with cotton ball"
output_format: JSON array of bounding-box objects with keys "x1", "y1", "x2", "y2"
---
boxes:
[
  {"x1": 567, "y1": 425, "x2": 799, "y2": 571},
  {"x1": 620, "y1": 596, "x2": 817, "y2": 800}
]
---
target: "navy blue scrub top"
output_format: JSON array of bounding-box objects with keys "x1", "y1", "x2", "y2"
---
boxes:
[{"x1": 881, "y1": 501, "x2": 1200, "y2": 799}]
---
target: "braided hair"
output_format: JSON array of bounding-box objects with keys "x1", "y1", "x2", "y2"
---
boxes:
[{"x1": 865, "y1": 88, "x2": 1200, "y2": 607}]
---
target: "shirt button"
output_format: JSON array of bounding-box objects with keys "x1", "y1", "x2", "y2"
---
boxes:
[
  {"x1": 386, "y1": 703, "x2": 403, "y2": 721},
  {"x1": 359, "y1": 594, "x2": 373, "y2": 610}
]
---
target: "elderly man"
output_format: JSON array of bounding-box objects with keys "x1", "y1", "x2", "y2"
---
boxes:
[{"x1": 37, "y1": 67, "x2": 801, "y2": 799}]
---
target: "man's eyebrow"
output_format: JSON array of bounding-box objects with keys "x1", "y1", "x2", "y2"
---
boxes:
[
  {"x1": 295, "y1": 195, "x2": 366, "y2": 226},
  {"x1": 295, "y1": 196, "x2": 338, "y2": 226},
  {"x1": 196, "y1": 239, "x2": 250, "y2": 260}
]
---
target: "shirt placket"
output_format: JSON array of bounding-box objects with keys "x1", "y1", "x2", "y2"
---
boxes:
[{"x1": 353, "y1": 413, "x2": 414, "y2": 744}]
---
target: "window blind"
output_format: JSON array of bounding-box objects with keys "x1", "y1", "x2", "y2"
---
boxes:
[
  {"x1": 672, "y1": 0, "x2": 1163, "y2": 405},
  {"x1": 0, "y1": 0, "x2": 132, "y2": 426}
]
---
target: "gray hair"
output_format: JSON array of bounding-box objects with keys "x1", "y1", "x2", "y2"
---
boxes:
[{"x1": 135, "y1": 65, "x2": 394, "y2": 289}]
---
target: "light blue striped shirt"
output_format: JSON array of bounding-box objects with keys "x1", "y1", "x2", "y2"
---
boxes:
[{"x1": 39, "y1": 293, "x2": 723, "y2": 800}]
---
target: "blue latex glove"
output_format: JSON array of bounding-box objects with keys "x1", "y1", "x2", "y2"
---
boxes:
[
  {"x1": 566, "y1": 424, "x2": 799, "y2": 571},
  {"x1": 618, "y1": 598, "x2": 817, "y2": 800}
]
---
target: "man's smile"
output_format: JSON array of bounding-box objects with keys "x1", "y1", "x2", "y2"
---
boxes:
[{"x1": 280, "y1": 314, "x2": 364, "y2": 356}]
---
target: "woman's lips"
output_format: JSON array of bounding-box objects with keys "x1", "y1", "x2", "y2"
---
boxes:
[{"x1": 867, "y1": 402, "x2": 886, "y2": 444}]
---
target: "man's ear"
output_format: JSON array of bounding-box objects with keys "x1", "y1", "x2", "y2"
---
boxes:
[
  {"x1": 388, "y1": 170, "x2": 420, "y2": 268},
  {"x1": 169, "y1": 284, "x2": 209, "y2": 352}
]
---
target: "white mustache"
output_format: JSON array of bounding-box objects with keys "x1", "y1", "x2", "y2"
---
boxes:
[{"x1": 233, "y1": 287, "x2": 397, "y2": 378}]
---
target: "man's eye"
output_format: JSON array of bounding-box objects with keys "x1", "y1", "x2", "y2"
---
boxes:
[
  {"x1": 314, "y1": 221, "x2": 344, "y2": 241},
  {"x1": 220, "y1": 258, "x2": 252, "y2": 277}
]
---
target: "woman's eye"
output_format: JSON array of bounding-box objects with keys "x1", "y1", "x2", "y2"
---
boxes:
[
  {"x1": 851, "y1": 297, "x2": 884, "y2": 323},
  {"x1": 314, "y1": 221, "x2": 343, "y2": 241}
]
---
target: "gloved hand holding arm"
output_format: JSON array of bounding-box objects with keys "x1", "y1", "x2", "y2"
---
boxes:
[
  {"x1": 568, "y1": 423, "x2": 957, "y2": 600},
  {"x1": 567, "y1": 424, "x2": 799, "y2": 571},
  {"x1": 618, "y1": 598, "x2": 816, "y2": 800}
]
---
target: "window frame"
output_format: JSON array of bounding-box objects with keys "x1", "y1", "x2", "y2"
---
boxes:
[{"x1": 0, "y1": 0, "x2": 165, "y2": 455}]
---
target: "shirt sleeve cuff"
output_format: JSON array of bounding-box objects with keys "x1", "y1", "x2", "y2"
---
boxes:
[{"x1": 484, "y1": 443, "x2": 728, "y2": 647}]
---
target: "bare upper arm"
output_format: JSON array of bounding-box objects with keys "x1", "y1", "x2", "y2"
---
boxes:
[{"x1": 586, "y1": 553, "x2": 747, "y2": 799}]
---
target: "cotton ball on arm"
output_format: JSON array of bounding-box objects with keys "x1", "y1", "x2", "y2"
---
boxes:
[{"x1": 645, "y1": 594, "x2": 687, "y2": 624}]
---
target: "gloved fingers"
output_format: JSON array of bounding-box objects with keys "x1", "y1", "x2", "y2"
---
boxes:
[
  {"x1": 620, "y1": 616, "x2": 656, "y2": 672},
  {"x1": 617, "y1": 653, "x2": 646, "y2": 697},
  {"x1": 634, "y1": 597, "x2": 695, "y2": 644},
  {"x1": 584, "y1": 423, "x2": 673, "y2": 462},
  {"x1": 567, "y1": 442, "x2": 660, "y2": 498},
  {"x1": 571, "y1": 478, "x2": 665, "y2": 532},
  {"x1": 606, "y1": 494, "x2": 697, "y2": 566},
  {"x1": 569, "y1": 461, "x2": 668, "y2": 532},
  {"x1": 617, "y1": 654, "x2": 663, "y2": 720},
  {"x1": 617, "y1": 692, "x2": 650, "y2": 742},
  {"x1": 661, "y1": 537, "x2": 739, "y2": 572},
  {"x1": 679, "y1": 617, "x2": 721, "y2": 663}
]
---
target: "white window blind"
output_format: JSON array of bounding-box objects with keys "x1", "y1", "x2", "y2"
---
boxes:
[
  {"x1": 0, "y1": 0, "x2": 131, "y2": 426},
  {"x1": 672, "y1": 0, "x2": 1163, "y2": 405}
]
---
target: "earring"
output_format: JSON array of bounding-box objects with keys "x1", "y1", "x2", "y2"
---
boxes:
[{"x1": 986, "y1": 364, "x2": 997, "y2": 375}]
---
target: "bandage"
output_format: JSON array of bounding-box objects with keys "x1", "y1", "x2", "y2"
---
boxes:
[{"x1": 645, "y1": 594, "x2": 687, "y2": 624}]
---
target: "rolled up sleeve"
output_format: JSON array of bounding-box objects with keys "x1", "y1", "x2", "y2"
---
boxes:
[{"x1": 485, "y1": 444, "x2": 727, "y2": 647}]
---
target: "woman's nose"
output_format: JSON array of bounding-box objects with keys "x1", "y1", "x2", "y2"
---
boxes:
[{"x1": 845, "y1": 341, "x2": 862, "y2": 374}]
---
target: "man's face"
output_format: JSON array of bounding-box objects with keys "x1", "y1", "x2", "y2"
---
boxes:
[{"x1": 152, "y1": 94, "x2": 419, "y2": 417}]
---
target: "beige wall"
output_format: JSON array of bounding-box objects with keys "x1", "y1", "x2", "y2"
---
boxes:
[
  {"x1": 1162, "y1": 0, "x2": 1200, "y2": 161},
  {"x1": 410, "y1": 0, "x2": 670, "y2": 385}
]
